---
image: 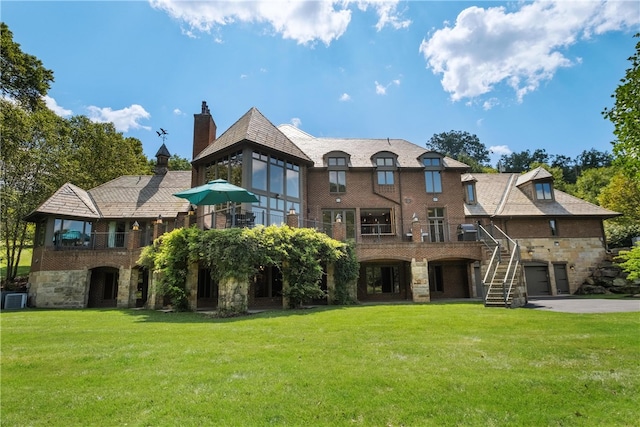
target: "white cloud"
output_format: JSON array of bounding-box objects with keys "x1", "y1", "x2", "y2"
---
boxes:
[
  {"x1": 355, "y1": 1, "x2": 411, "y2": 31},
  {"x1": 482, "y1": 98, "x2": 499, "y2": 111},
  {"x1": 419, "y1": 0, "x2": 640, "y2": 102},
  {"x1": 375, "y1": 78, "x2": 400, "y2": 95},
  {"x1": 339, "y1": 93, "x2": 351, "y2": 102},
  {"x1": 240, "y1": 74, "x2": 248, "y2": 79},
  {"x1": 149, "y1": 0, "x2": 409, "y2": 46},
  {"x1": 44, "y1": 96, "x2": 73, "y2": 117},
  {"x1": 291, "y1": 117, "x2": 302, "y2": 128},
  {"x1": 489, "y1": 145, "x2": 512, "y2": 156},
  {"x1": 86, "y1": 104, "x2": 151, "y2": 132},
  {"x1": 173, "y1": 108, "x2": 184, "y2": 115}
]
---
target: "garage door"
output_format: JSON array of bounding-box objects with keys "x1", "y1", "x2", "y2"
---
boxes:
[{"x1": 525, "y1": 264, "x2": 550, "y2": 295}]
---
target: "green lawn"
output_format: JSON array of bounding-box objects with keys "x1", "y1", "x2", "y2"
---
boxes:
[
  {"x1": 0, "y1": 247, "x2": 32, "y2": 280},
  {"x1": 1, "y1": 304, "x2": 638, "y2": 426}
]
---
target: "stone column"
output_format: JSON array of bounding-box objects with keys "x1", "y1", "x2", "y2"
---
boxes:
[
  {"x1": 147, "y1": 271, "x2": 163, "y2": 309},
  {"x1": 411, "y1": 258, "x2": 430, "y2": 302},
  {"x1": 217, "y1": 277, "x2": 249, "y2": 313},
  {"x1": 186, "y1": 262, "x2": 199, "y2": 311},
  {"x1": 326, "y1": 263, "x2": 336, "y2": 304}
]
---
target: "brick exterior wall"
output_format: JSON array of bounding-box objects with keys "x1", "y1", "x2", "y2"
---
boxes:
[{"x1": 305, "y1": 167, "x2": 468, "y2": 242}]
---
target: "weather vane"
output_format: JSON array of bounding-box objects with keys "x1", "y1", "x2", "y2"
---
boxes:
[{"x1": 156, "y1": 128, "x2": 168, "y2": 143}]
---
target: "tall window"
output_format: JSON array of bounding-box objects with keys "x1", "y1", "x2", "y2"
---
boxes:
[
  {"x1": 465, "y1": 183, "x2": 476, "y2": 204},
  {"x1": 321, "y1": 209, "x2": 356, "y2": 239},
  {"x1": 328, "y1": 156, "x2": 347, "y2": 193},
  {"x1": 251, "y1": 151, "x2": 301, "y2": 225},
  {"x1": 252, "y1": 152, "x2": 268, "y2": 191},
  {"x1": 329, "y1": 171, "x2": 346, "y2": 193},
  {"x1": 423, "y1": 157, "x2": 443, "y2": 193},
  {"x1": 535, "y1": 182, "x2": 553, "y2": 200},
  {"x1": 205, "y1": 151, "x2": 243, "y2": 186},
  {"x1": 374, "y1": 156, "x2": 395, "y2": 185},
  {"x1": 361, "y1": 209, "x2": 394, "y2": 235},
  {"x1": 428, "y1": 208, "x2": 446, "y2": 242},
  {"x1": 549, "y1": 219, "x2": 558, "y2": 236}
]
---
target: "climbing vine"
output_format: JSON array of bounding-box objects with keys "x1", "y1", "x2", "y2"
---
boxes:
[
  {"x1": 333, "y1": 243, "x2": 360, "y2": 305},
  {"x1": 138, "y1": 225, "x2": 360, "y2": 311}
]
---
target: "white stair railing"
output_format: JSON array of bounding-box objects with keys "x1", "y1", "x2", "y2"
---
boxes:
[{"x1": 478, "y1": 224, "x2": 521, "y2": 307}]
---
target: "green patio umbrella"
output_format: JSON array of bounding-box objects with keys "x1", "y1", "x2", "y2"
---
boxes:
[{"x1": 173, "y1": 179, "x2": 259, "y2": 206}]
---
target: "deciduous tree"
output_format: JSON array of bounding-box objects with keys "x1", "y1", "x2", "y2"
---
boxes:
[
  {"x1": 0, "y1": 22, "x2": 53, "y2": 111},
  {"x1": 426, "y1": 131, "x2": 490, "y2": 169},
  {"x1": 498, "y1": 149, "x2": 549, "y2": 173},
  {"x1": 1, "y1": 100, "x2": 71, "y2": 281},
  {"x1": 602, "y1": 33, "x2": 640, "y2": 179}
]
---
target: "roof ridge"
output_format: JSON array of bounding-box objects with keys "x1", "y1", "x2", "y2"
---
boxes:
[
  {"x1": 67, "y1": 183, "x2": 101, "y2": 217},
  {"x1": 494, "y1": 174, "x2": 518, "y2": 216}
]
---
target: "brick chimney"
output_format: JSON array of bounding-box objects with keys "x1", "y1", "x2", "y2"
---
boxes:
[{"x1": 192, "y1": 101, "x2": 216, "y2": 160}]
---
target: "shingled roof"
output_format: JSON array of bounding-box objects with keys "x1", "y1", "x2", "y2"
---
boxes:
[
  {"x1": 465, "y1": 173, "x2": 620, "y2": 218},
  {"x1": 278, "y1": 124, "x2": 469, "y2": 169},
  {"x1": 26, "y1": 183, "x2": 101, "y2": 221},
  {"x1": 193, "y1": 108, "x2": 312, "y2": 163},
  {"x1": 26, "y1": 171, "x2": 192, "y2": 221}
]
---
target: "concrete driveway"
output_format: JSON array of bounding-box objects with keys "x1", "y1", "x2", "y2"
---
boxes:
[{"x1": 526, "y1": 296, "x2": 640, "y2": 313}]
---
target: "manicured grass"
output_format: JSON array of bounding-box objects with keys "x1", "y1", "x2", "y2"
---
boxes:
[{"x1": 1, "y1": 304, "x2": 638, "y2": 426}]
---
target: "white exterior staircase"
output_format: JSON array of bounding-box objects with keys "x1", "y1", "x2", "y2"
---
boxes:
[{"x1": 478, "y1": 224, "x2": 524, "y2": 308}]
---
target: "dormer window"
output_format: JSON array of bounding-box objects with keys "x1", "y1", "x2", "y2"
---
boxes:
[
  {"x1": 535, "y1": 182, "x2": 553, "y2": 200},
  {"x1": 462, "y1": 173, "x2": 477, "y2": 204},
  {"x1": 421, "y1": 155, "x2": 443, "y2": 193},
  {"x1": 327, "y1": 155, "x2": 348, "y2": 193},
  {"x1": 373, "y1": 154, "x2": 397, "y2": 186},
  {"x1": 465, "y1": 182, "x2": 476, "y2": 204}
]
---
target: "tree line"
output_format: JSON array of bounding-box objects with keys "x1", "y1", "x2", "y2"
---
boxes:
[
  {"x1": 1, "y1": 22, "x2": 638, "y2": 282},
  {"x1": 0, "y1": 23, "x2": 189, "y2": 282}
]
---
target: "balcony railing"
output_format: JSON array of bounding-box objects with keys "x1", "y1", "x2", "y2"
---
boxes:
[
  {"x1": 53, "y1": 230, "x2": 154, "y2": 250},
  {"x1": 50, "y1": 215, "x2": 482, "y2": 252}
]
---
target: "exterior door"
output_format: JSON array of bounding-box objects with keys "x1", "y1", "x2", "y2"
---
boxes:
[
  {"x1": 553, "y1": 264, "x2": 570, "y2": 294},
  {"x1": 525, "y1": 264, "x2": 550, "y2": 296}
]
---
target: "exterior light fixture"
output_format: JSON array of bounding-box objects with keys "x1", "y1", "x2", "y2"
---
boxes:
[
  {"x1": 132, "y1": 221, "x2": 140, "y2": 231},
  {"x1": 188, "y1": 206, "x2": 195, "y2": 216},
  {"x1": 335, "y1": 214, "x2": 342, "y2": 223},
  {"x1": 289, "y1": 206, "x2": 296, "y2": 215},
  {"x1": 156, "y1": 215, "x2": 163, "y2": 224}
]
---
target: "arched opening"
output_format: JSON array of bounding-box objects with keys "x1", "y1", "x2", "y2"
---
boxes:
[{"x1": 87, "y1": 267, "x2": 119, "y2": 308}]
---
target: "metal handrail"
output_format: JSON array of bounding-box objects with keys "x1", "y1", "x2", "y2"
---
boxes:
[{"x1": 478, "y1": 223, "x2": 520, "y2": 307}]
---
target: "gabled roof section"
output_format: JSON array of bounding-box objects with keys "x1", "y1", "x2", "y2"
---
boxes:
[
  {"x1": 461, "y1": 173, "x2": 477, "y2": 183},
  {"x1": 193, "y1": 107, "x2": 312, "y2": 163},
  {"x1": 465, "y1": 173, "x2": 620, "y2": 218},
  {"x1": 26, "y1": 183, "x2": 100, "y2": 220},
  {"x1": 516, "y1": 166, "x2": 553, "y2": 186},
  {"x1": 279, "y1": 125, "x2": 469, "y2": 169}
]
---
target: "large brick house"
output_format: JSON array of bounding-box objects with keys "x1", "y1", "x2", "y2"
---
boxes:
[{"x1": 25, "y1": 101, "x2": 619, "y2": 310}]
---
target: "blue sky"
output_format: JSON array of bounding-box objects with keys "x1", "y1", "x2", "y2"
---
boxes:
[{"x1": 4, "y1": 1, "x2": 638, "y2": 166}]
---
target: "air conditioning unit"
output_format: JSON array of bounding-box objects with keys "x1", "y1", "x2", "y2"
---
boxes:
[{"x1": 3, "y1": 293, "x2": 27, "y2": 310}]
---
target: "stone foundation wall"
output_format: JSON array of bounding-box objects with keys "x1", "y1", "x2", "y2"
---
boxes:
[
  {"x1": 518, "y1": 237, "x2": 607, "y2": 294},
  {"x1": 29, "y1": 270, "x2": 90, "y2": 308}
]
